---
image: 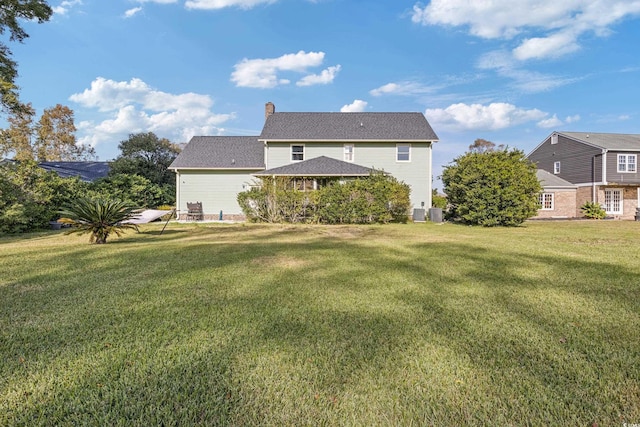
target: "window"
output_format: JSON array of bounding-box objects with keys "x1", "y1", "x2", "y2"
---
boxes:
[
  {"x1": 396, "y1": 144, "x2": 411, "y2": 162},
  {"x1": 617, "y1": 154, "x2": 637, "y2": 173},
  {"x1": 554, "y1": 161, "x2": 561, "y2": 174},
  {"x1": 604, "y1": 189, "x2": 623, "y2": 214},
  {"x1": 538, "y1": 193, "x2": 554, "y2": 210},
  {"x1": 291, "y1": 145, "x2": 304, "y2": 162},
  {"x1": 344, "y1": 144, "x2": 354, "y2": 162},
  {"x1": 551, "y1": 134, "x2": 558, "y2": 145}
]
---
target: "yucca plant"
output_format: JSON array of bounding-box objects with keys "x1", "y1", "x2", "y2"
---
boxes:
[{"x1": 58, "y1": 198, "x2": 140, "y2": 244}]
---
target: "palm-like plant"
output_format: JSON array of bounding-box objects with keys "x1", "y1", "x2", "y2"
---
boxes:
[{"x1": 58, "y1": 198, "x2": 140, "y2": 244}]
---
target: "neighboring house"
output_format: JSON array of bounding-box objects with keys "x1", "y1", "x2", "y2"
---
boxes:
[
  {"x1": 38, "y1": 161, "x2": 110, "y2": 182},
  {"x1": 533, "y1": 169, "x2": 577, "y2": 219},
  {"x1": 169, "y1": 102, "x2": 439, "y2": 220},
  {"x1": 0, "y1": 159, "x2": 109, "y2": 182},
  {"x1": 528, "y1": 131, "x2": 640, "y2": 219}
]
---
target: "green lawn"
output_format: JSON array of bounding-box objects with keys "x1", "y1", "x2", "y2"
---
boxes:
[{"x1": 1, "y1": 221, "x2": 639, "y2": 425}]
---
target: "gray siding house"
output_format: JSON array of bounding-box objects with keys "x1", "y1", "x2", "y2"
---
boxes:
[
  {"x1": 169, "y1": 103, "x2": 439, "y2": 220},
  {"x1": 528, "y1": 131, "x2": 640, "y2": 219}
]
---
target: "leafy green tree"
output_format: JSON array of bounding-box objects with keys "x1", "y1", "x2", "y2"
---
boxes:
[
  {"x1": 442, "y1": 148, "x2": 541, "y2": 226},
  {"x1": 0, "y1": 160, "x2": 87, "y2": 233},
  {"x1": 432, "y1": 188, "x2": 447, "y2": 209},
  {"x1": 89, "y1": 173, "x2": 171, "y2": 208},
  {"x1": 0, "y1": 1, "x2": 53, "y2": 114},
  {"x1": 468, "y1": 138, "x2": 505, "y2": 154},
  {"x1": 0, "y1": 103, "x2": 94, "y2": 161},
  {"x1": 58, "y1": 198, "x2": 139, "y2": 244},
  {"x1": 109, "y1": 132, "x2": 180, "y2": 187}
]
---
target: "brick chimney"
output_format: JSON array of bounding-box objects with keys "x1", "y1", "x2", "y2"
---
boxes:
[{"x1": 265, "y1": 102, "x2": 275, "y2": 121}]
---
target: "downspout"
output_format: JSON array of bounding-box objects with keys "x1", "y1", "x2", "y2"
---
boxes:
[{"x1": 599, "y1": 149, "x2": 608, "y2": 204}]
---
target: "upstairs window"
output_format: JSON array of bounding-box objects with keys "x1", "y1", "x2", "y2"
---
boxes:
[
  {"x1": 554, "y1": 161, "x2": 561, "y2": 174},
  {"x1": 344, "y1": 144, "x2": 354, "y2": 162},
  {"x1": 396, "y1": 144, "x2": 411, "y2": 162},
  {"x1": 291, "y1": 145, "x2": 304, "y2": 162},
  {"x1": 618, "y1": 154, "x2": 637, "y2": 173}
]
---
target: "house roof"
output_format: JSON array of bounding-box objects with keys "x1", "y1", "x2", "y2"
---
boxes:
[
  {"x1": 254, "y1": 156, "x2": 380, "y2": 177},
  {"x1": 38, "y1": 161, "x2": 110, "y2": 182},
  {"x1": 536, "y1": 169, "x2": 576, "y2": 189},
  {"x1": 259, "y1": 112, "x2": 438, "y2": 141},
  {"x1": 557, "y1": 131, "x2": 640, "y2": 151},
  {"x1": 169, "y1": 136, "x2": 264, "y2": 169}
]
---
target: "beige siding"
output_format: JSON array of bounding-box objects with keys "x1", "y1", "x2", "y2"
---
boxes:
[
  {"x1": 533, "y1": 189, "x2": 577, "y2": 219},
  {"x1": 176, "y1": 170, "x2": 256, "y2": 218},
  {"x1": 265, "y1": 141, "x2": 433, "y2": 209}
]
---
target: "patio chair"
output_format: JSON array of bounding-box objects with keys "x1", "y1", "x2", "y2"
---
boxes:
[{"x1": 186, "y1": 202, "x2": 204, "y2": 221}]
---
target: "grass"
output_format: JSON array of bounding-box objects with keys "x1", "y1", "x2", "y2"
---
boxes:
[{"x1": 1, "y1": 221, "x2": 639, "y2": 425}]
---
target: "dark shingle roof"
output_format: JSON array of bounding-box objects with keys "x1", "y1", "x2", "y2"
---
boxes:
[
  {"x1": 254, "y1": 156, "x2": 381, "y2": 177},
  {"x1": 559, "y1": 132, "x2": 640, "y2": 150},
  {"x1": 169, "y1": 136, "x2": 264, "y2": 169},
  {"x1": 38, "y1": 161, "x2": 110, "y2": 182},
  {"x1": 259, "y1": 112, "x2": 438, "y2": 141},
  {"x1": 536, "y1": 169, "x2": 576, "y2": 189}
]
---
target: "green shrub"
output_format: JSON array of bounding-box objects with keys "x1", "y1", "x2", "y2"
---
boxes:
[
  {"x1": 88, "y1": 173, "x2": 172, "y2": 208},
  {"x1": 442, "y1": 148, "x2": 541, "y2": 226},
  {"x1": 580, "y1": 201, "x2": 606, "y2": 219},
  {"x1": 58, "y1": 198, "x2": 139, "y2": 244}
]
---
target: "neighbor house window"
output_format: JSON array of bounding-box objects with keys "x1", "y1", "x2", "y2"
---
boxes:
[
  {"x1": 396, "y1": 144, "x2": 411, "y2": 162},
  {"x1": 538, "y1": 193, "x2": 554, "y2": 210},
  {"x1": 554, "y1": 161, "x2": 561, "y2": 174},
  {"x1": 604, "y1": 188, "x2": 623, "y2": 214},
  {"x1": 551, "y1": 134, "x2": 558, "y2": 145},
  {"x1": 617, "y1": 154, "x2": 637, "y2": 173},
  {"x1": 344, "y1": 144, "x2": 354, "y2": 162},
  {"x1": 291, "y1": 145, "x2": 304, "y2": 162}
]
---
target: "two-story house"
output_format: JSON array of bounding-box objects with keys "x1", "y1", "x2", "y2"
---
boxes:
[
  {"x1": 169, "y1": 102, "x2": 439, "y2": 220},
  {"x1": 528, "y1": 131, "x2": 640, "y2": 219}
]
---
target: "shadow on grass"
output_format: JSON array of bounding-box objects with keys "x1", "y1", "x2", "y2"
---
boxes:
[{"x1": 1, "y1": 224, "x2": 639, "y2": 425}]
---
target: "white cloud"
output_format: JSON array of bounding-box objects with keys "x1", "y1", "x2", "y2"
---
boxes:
[
  {"x1": 424, "y1": 102, "x2": 547, "y2": 132},
  {"x1": 537, "y1": 114, "x2": 563, "y2": 129},
  {"x1": 53, "y1": 0, "x2": 82, "y2": 15},
  {"x1": 296, "y1": 65, "x2": 341, "y2": 86},
  {"x1": 412, "y1": 0, "x2": 640, "y2": 60},
  {"x1": 231, "y1": 51, "x2": 336, "y2": 88},
  {"x1": 565, "y1": 114, "x2": 581, "y2": 123},
  {"x1": 123, "y1": 7, "x2": 143, "y2": 18},
  {"x1": 70, "y1": 77, "x2": 234, "y2": 149},
  {"x1": 369, "y1": 81, "x2": 436, "y2": 97},
  {"x1": 185, "y1": 0, "x2": 275, "y2": 9},
  {"x1": 340, "y1": 100, "x2": 368, "y2": 112},
  {"x1": 477, "y1": 50, "x2": 580, "y2": 93}
]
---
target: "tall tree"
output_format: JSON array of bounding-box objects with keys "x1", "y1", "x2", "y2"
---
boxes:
[
  {"x1": 468, "y1": 138, "x2": 505, "y2": 153},
  {"x1": 36, "y1": 104, "x2": 94, "y2": 161},
  {"x1": 0, "y1": 103, "x2": 94, "y2": 161},
  {"x1": 109, "y1": 132, "x2": 181, "y2": 186},
  {"x1": 0, "y1": 1, "x2": 53, "y2": 114}
]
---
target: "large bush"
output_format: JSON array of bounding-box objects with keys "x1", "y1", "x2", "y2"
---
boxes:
[
  {"x1": 0, "y1": 161, "x2": 87, "y2": 233},
  {"x1": 442, "y1": 148, "x2": 541, "y2": 226},
  {"x1": 238, "y1": 172, "x2": 410, "y2": 224},
  {"x1": 88, "y1": 173, "x2": 172, "y2": 208}
]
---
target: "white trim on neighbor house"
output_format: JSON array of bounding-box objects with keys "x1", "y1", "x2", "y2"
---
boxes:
[
  {"x1": 602, "y1": 150, "x2": 608, "y2": 184},
  {"x1": 291, "y1": 144, "x2": 305, "y2": 162},
  {"x1": 396, "y1": 143, "x2": 411, "y2": 162},
  {"x1": 617, "y1": 154, "x2": 637, "y2": 173},
  {"x1": 168, "y1": 167, "x2": 265, "y2": 171},
  {"x1": 258, "y1": 138, "x2": 437, "y2": 143},
  {"x1": 539, "y1": 192, "x2": 554, "y2": 210},
  {"x1": 604, "y1": 188, "x2": 623, "y2": 215}
]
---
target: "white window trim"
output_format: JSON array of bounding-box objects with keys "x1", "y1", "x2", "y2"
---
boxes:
[
  {"x1": 554, "y1": 161, "x2": 561, "y2": 174},
  {"x1": 396, "y1": 143, "x2": 411, "y2": 162},
  {"x1": 604, "y1": 188, "x2": 623, "y2": 215},
  {"x1": 291, "y1": 144, "x2": 305, "y2": 162},
  {"x1": 344, "y1": 144, "x2": 354, "y2": 163},
  {"x1": 617, "y1": 154, "x2": 637, "y2": 173},
  {"x1": 539, "y1": 192, "x2": 554, "y2": 210}
]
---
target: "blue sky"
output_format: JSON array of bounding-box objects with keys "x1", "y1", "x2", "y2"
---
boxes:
[{"x1": 8, "y1": 0, "x2": 640, "y2": 185}]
